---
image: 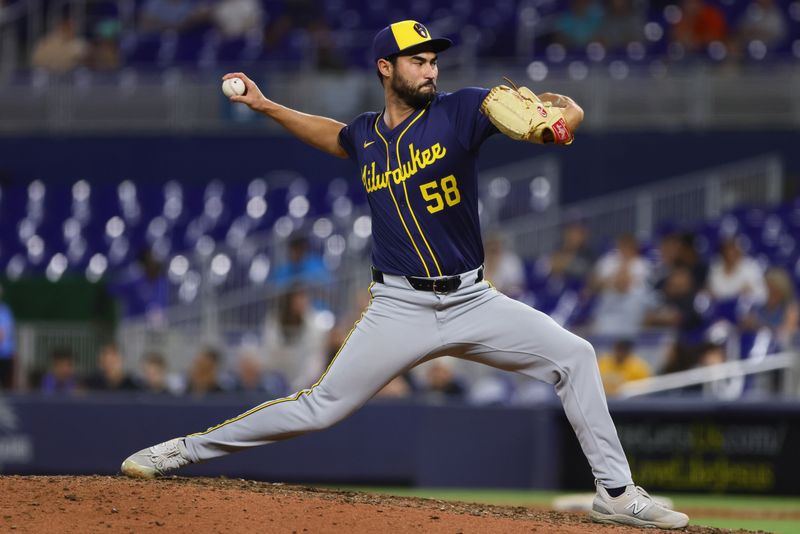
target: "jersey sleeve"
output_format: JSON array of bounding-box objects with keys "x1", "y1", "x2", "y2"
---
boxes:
[
  {"x1": 441, "y1": 87, "x2": 499, "y2": 151},
  {"x1": 338, "y1": 122, "x2": 357, "y2": 160},
  {"x1": 338, "y1": 112, "x2": 376, "y2": 161}
]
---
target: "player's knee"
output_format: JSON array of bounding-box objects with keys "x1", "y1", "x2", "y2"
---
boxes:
[{"x1": 564, "y1": 336, "x2": 597, "y2": 370}]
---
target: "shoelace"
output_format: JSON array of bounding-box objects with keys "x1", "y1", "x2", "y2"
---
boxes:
[{"x1": 149, "y1": 441, "x2": 188, "y2": 472}]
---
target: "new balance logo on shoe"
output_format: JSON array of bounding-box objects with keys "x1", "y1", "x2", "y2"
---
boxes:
[
  {"x1": 591, "y1": 481, "x2": 688, "y2": 529},
  {"x1": 625, "y1": 499, "x2": 647, "y2": 515}
]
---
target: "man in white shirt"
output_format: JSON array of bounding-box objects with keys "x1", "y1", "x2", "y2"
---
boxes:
[{"x1": 708, "y1": 237, "x2": 767, "y2": 304}]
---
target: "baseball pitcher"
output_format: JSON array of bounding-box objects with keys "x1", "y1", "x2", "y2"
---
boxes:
[{"x1": 121, "y1": 20, "x2": 688, "y2": 529}]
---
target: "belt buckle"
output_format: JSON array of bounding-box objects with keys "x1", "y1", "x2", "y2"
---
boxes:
[
  {"x1": 433, "y1": 278, "x2": 449, "y2": 294},
  {"x1": 433, "y1": 276, "x2": 459, "y2": 294}
]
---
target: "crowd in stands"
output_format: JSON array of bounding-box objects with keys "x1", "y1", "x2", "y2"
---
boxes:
[
  {"x1": 4, "y1": 0, "x2": 798, "y2": 76},
  {"x1": 2, "y1": 201, "x2": 798, "y2": 401},
  {"x1": 577, "y1": 227, "x2": 798, "y2": 398}
]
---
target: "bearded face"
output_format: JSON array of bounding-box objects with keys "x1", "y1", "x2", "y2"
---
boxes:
[{"x1": 388, "y1": 59, "x2": 437, "y2": 109}]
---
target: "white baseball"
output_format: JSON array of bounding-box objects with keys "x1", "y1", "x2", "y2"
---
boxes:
[{"x1": 222, "y1": 77, "x2": 246, "y2": 97}]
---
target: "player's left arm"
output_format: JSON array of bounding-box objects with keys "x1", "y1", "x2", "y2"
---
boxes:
[{"x1": 480, "y1": 85, "x2": 582, "y2": 145}]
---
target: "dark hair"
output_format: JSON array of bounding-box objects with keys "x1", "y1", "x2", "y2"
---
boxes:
[
  {"x1": 143, "y1": 352, "x2": 166, "y2": 368},
  {"x1": 613, "y1": 339, "x2": 634, "y2": 353},
  {"x1": 376, "y1": 55, "x2": 398, "y2": 86},
  {"x1": 288, "y1": 233, "x2": 310, "y2": 249},
  {"x1": 51, "y1": 347, "x2": 74, "y2": 362},
  {"x1": 100, "y1": 341, "x2": 120, "y2": 354},
  {"x1": 719, "y1": 236, "x2": 740, "y2": 252},
  {"x1": 199, "y1": 347, "x2": 221, "y2": 365}
]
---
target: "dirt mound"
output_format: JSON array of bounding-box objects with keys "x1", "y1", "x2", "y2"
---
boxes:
[{"x1": 0, "y1": 476, "x2": 763, "y2": 533}]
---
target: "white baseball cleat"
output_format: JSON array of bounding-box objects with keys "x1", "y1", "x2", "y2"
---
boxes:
[
  {"x1": 591, "y1": 481, "x2": 689, "y2": 529},
  {"x1": 120, "y1": 438, "x2": 192, "y2": 479}
]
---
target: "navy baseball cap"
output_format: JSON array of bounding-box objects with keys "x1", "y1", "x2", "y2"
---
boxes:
[{"x1": 372, "y1": 20, "x2": 452, "y2": 62}]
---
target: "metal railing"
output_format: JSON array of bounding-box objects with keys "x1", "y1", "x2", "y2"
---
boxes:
[
  {"x1": 116, "y1": 262, "x2": 371, "y2": 373},
  {"x1": 617, "y1": 351, "x2": 800, "y2": 399},
  {"x1": 507, "y1": 154, "x2": 784, "y2": 257},
  {"x1": 14, "y1": 321, "x2": 103, "y2": 389}
]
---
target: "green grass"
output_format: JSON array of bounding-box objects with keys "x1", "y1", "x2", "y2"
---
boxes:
[
  {"x1": 336, "y1": 487, "x2": 800, "y2": 533},
  {"x1": 689, "y1": 518, "x2": 794, "y2": 534}
]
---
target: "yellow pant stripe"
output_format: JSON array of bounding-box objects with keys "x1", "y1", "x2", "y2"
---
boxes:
[
  {"x1": 395, "y1": 109, "x2": 442, "y2": 276},
  {"x1": 373, "y1": 113, "x2": 431, "y2": 276},
  {"x1": 189, "y1": 283, "x2": 376, "y2": 437}
]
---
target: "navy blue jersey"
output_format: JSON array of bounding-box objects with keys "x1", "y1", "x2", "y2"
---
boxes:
[{"x1": 338, "y1": 87, "x2": 498, "y2": 277}]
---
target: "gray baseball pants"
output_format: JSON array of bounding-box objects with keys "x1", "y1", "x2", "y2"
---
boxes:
[{"x1": 184, "y1": 267, "x2": 633, "y2": 488}]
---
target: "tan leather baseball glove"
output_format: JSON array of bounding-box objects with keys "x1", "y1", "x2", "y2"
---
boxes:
[{"x1": 480, "y1": 84, "x2": 573, "y2": 145}]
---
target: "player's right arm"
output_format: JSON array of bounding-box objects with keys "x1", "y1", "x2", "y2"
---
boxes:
[{"x1": 223, "y1": 72, "x2": 349, "y2": 159}]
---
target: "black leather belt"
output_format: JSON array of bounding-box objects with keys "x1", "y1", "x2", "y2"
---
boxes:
[{"x1": 371, "y1": 266, "x2": 484, "y2": 294}]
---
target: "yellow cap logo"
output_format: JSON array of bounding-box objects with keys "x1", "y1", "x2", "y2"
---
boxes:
[{"x1": 390, "y1": 20, "x2": 432, "y2": 50}]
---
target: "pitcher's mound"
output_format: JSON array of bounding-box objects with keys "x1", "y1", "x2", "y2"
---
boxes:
[{"x1": 0, "y1": 475, "x2": 747, "y2": 533}]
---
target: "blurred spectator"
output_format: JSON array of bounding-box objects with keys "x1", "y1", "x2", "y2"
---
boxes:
[
  {"x1": 695, "y1": 341, "x2": 744, "y2": 399},
  {"x1": 737, "y1": 0, "x2": 788, "y2": 49},
  {"x1": 644, "y1": 266, "x2": 704, "y2": 339},
  {"x1": 85, "y1": 342, "x2": 139, "y2": 391},
  {"x1": 375, "y1": 374, "x2": 414, "y2": 399},
  {"x1": 696, "y1": 341, "x2": 726, "y2": 367},
  {"x1": 421, "y1": 358, "x2": 466, "y2": 400},
  {"x1": 39, "y1": 347, "x2": 80, "y2": 395},
  {"x1": 0, "y1": 283, "x2": 15, "y2": 390},
  {"x1": 270, "y1": 233, "x2": 331, "y2": 288},
  {"x1": 554, "y1": 0, "x2": 605, "y2": 50},
  {"x1": 592, "y1": 234, "x2": 650, "y2": 292},
  {"x1": 88, "y1": 18, "x2": 121, "y2": 71},
  {"x1": 707, "y1": 236, "x2": 767, "y2": 304},
  {"x1": 598, "y1": 0, "x2": 644, "y2": 50},
  {"x1": 671, "y1": 0, "x2": 728, "y2": 53},
  {"x1": 597, "y1": 339, "x2": 652, "y2": 396},
  {"x1": 467, "y1": 371, "x2": 516, "y2": 405},
  {"x1": 550, "y1": 221, "x2": 596, "y2": 283},
  {"x1": 187, "y1": 347, "x2": 224, "y2": 396},
  {"x1": 232, "y1": 345, "x2": 287, "y2": 395},
  {"x1": 233, "y1": 348, "x2": 265, "y2": 392},
  {"x1": 31, "y1": 13, "x2": 89, "y2": 74},
  {"x1": 264, "y1": 0, "x2": 343, "y2": 70},
  {"x1": 138, "y1": 0, "x2": 210, "y2": 34},
  {"x1": 113, "y1": 247, "x2": 170, "y2": 323},
  {"x1": 483, "y1": 234, "x2": 525, "y2": 297},
  {"x1": 651, "y1": 232, "x2": 682, "y2": 291},
  {"x1": 661, "y1": 342, "x2": 699, "y2": 374},
  {"x1": 139, "y1": 351, "x2": 171, "y2": 394},
  {"x1": 739, "y1": 267, "x2": 799, "y2": 349},
  {"x1": 660, "y1": 341, "x2": 736, "y2": 397},
  {"x1": 590, "y1": 235, "x2": 653, "y2": 337},
  {"x1": 263, "y1": 284, "x2": 330, "y2": 391},
  {"x1": 591, "y1": 264, "x2": 652, "y2": 337},
  {"x1": 211, "y1": 0, "x2": 264, "y2": 40},
  {"x1": 677, "y1": 233, "x2": 708, "y2": 290}
]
